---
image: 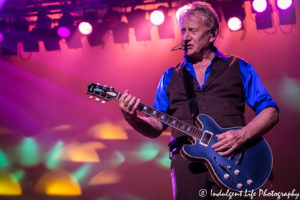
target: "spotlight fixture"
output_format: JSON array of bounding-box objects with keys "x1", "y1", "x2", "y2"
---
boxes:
[
  {"x1": 252, "y1": 0, "x2": 268, "y2": 13},
  {"x1": 127, "y1": 9, "x2": 152, "y2": 41},
  {"x1": 78, "y1": 22, "x2": 93, "y2": 35},
  {"x1": 87, "y1": 22, "x2": 108, "y2": 46},
  {"x1": 221, "y1": 0, "x2": 246, "y2": 31},
  {"x1": 276, "y1": 0, "x2": 295, "y2": 25},
  {"x1": 103, "y1": 10, "x2": 129, "y2": 44},
  {"x1": 150, "y1": 10, "x2": 165, "y2": 26},
  {"x1": 155, "y1": 6, "x2": 174, "y2": 39},
  {"x1": 0, "y1": 19, "x2": 20, "y2": 55},
  {"x1": 251, "y1": 0, "x2": 273, "y2": 29},
  {"x1": 57, "y1": 11, "x2": 74, "y2": 38}
]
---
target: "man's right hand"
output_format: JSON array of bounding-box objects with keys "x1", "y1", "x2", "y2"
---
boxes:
[{"x1": 119, "y1": 90, "x2": 141, "y2": 118}]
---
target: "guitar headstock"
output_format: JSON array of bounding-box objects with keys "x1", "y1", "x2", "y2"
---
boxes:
[{"x1": 86, "y1": 83, "x2": 120, "y2": 102}]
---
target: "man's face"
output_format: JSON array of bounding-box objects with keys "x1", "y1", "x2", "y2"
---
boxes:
[{"x1": 180, "y1": 15, "x2": 213, "y2": 59}]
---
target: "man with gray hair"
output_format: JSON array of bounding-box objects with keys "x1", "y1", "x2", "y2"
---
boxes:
[{"x1": 119, "y1": 1, "x2": 279, "y2": 199}]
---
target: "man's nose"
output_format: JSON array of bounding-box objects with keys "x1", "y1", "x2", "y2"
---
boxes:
[{"x1": 182, "y1": 31, "x2": 191, "y2": 42}]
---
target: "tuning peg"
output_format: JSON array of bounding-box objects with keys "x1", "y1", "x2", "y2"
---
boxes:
[
  {"x1": 89, "y1": 96, "x2": 93, "y2": 99},
  {"x1": 95, "y1": 98, "x2": 100, "y2": 101},
  {"x1": 101, "y1": 100, "x2": 106, "y2": 104}
]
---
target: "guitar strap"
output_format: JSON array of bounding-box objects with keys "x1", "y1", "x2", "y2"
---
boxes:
[
  {"x1": 168, "y1": 63, "x2": 198, "y2": 158},
  {"x1": 182, "y1": 65, "x2": 199, "y2": 123}
]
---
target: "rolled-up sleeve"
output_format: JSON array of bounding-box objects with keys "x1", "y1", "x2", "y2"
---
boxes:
[{"x1": 240, "y1": 59, "x2": 279, "y2": 115}]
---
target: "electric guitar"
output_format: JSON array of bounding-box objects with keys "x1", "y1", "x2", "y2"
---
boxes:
[{"x1": 86, "y1": 83, "x2": 273, "y2": 192}]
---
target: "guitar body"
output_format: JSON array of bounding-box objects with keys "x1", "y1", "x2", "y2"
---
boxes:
[{"x1": 181, "y1": 114, "x2": 273, "y2": 191}]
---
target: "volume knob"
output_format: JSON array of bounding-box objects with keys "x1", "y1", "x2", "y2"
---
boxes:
[
  {"x1": 237, "y1": 183, "x2": 243, "y2": 189},
  {"x1": 224, "y1": 174, "x2": 230, "y2": 179},
  {"x1": 234, "y1": 169, "x2": 240, "y2": 175}
]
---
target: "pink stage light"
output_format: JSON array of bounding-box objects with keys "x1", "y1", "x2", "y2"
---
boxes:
[
  {"x1": 150, "y1": 10, "x2": 165, "y2": 25},
  {"x1": 57, "y1": 26, "x2": 71, "y2": 38},
  {"x1": 227, "y1": 17, "x2": 243, "y2": 31},
  {"x1": 78, "y1": 22, "x2": 93, "y2": 35},
  {"x1": 0, "y1": 32, "x2": 4, "y2": 42},
  {"x1": 277, "y1": 0, "x2": 293, "y2": 10},
  {"x1": 252, "y1": 0, "x2": 268, "y2": 13}
]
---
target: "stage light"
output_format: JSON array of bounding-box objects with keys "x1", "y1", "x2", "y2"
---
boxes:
[
  {"x1": 150, "y1": 10, "x2": 165, "y2": 25},
  {"x1": 0, "y1": 170, "x2": 22, "y2": 195},
  {"x1": 46, "y1": 141, "x2": 64, "y2": 169},
  {"x1": 57, "y1": 26, "x2": 71, "y2": 38},
  {"x1": 78, "y1": 22, "x2": 93, "y2": 35},
  {"x1": 65, "y1": 25, "x2": 82, "y2": 49},
  {"x1": 221, "y1": 0, "x2": 245, "y2": 31},
  {"x1": 227, "y1": 17, "x2": 243, "y2": 31},
  {"x1": 113, "y1": 22, "x2": 129, "y2": 43},
  {"x1": 57, "y1": 11, "x2": 74, "y2": 38},
  {"x1": 277, "y1": 0, "x2": 293, "y2": 10},
  {"x1": 102, "y1": 10, "x2": 129, "y2": 44},
  {"x1": 35, "y1": 11, "x2": 61, "y2": 51},
  {"x1": 251, "y1": 0, "x2": 273, "y2": 29},
  {"x1": 1, "y1": 18, "x2": 26, "y2": 55},
  {"x1": 0, "y1": 150, "x2": 9, "y2": 168},
  {"x1": 73, "y1": 163, "x2": 91, "y2": 181},
  {"x1": 18, "y1": 137, "x2": 39, "y2": 167},
  {"x1": 276, "y1": 0, "x2": 296, "y2": 25},
  {"x1": 23, "y1": 28, "x2": 40, "y2": 52},
  {"x1": 87, "y1": 22, "x2": 108, "y2": 46},
  {"x1": 137, "y1": 142, "x2": 160, "y2": 161},
  {"x1": 34, "y1": 170, "x2": 81, "y2": 196},
  {"x1": 252, "y1": 0, "x2": 268, "y2": 13},
  {"x1": 127, "y1": 9, "x2": 152, "y2": 41},
  {"x1": 0, "y1": 32, "x2": 4, "y2": 42}
]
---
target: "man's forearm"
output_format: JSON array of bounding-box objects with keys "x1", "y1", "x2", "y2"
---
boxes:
[
  {"x1": 242, "y1": 107, "x2": 279, "y2": 141},
  {"x1": 125, "y1": 115, "x2": 163, "y2": 138}
]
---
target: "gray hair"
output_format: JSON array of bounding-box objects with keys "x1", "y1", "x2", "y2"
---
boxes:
[{"x1": 178, "y1": 2, "x2": 220, "y2": 36}]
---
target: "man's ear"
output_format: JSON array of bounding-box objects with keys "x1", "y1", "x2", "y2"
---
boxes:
[{"x1": 209, "y1": 30, "x2": 217, "y2": 43}]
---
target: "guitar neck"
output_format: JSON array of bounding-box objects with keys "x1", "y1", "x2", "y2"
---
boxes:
[{"x1": 116, "y1": 93, "x2": 204, "y2": 139}]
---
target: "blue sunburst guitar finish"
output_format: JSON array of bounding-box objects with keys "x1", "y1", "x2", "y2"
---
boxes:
[
  {"x1": 86, "y1": 83, "x2": 273, "y2": 192},
  {"x1": 181, "y1": 114, "x2": 273, "y2": 192}
]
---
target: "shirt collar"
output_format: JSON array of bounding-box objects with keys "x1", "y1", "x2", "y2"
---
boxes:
[{"x1": 215, "y1": 49, "x2": 228, "y2": 62}]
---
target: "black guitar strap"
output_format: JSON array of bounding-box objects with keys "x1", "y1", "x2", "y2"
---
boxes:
[
  {"x1": 182, "y1": 65, "x2": 199, "y2": 123},
  {"x1": 168, "y1": 63, "x2": 198, "y2": 158}
]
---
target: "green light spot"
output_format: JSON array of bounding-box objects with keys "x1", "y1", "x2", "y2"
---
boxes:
[
  {"x1": 19, "y1": 137, "x2": 39, "y2": 167},
  {"x1": 73, "y1": 163, "x2": 91, "y2": 182},
  {"x1": 46, "y1": 141, "x2": 64, "y2": 169},
  {"x1": 12, "y1": 170, "x2": 25, "y2": 181},
  {"x1": 0, "y1": 150, "x2": 9, "y2": 168},
  {"x1": 137, "y1": 143, "x2": 160, "y2": 161},
  {"x1": 157, "y1": 152, "x2": 171, "y2": 168},
  {"x1": 110, "y1": 151, "x2": 125, "y2": 167}
]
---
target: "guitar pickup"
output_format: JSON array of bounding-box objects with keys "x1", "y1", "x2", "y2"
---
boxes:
[{"x1": 200, "y1": 131, "x2": 213, "y2": 147}]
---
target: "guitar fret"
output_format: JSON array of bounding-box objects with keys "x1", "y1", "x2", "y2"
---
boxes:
[{"x1": 138, "y1": 103, "x2": 200, "y2": 138}]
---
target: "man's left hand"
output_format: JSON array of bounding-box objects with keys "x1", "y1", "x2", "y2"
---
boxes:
[{"x1": 212, "y1": 129, "x2": 249, "y2": 156}]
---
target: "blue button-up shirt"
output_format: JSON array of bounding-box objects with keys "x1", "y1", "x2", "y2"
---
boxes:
[{"x1": 152, "y1": 50, "x2": 278, "y2": 130}]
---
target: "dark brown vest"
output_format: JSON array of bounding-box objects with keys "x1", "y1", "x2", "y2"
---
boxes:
[{"x1": 166, "y1": 56, "x2": 246, "y2": 138}]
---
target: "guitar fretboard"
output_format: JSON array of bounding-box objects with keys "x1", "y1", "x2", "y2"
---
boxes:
[
  {"x1": 138, "y1": 103, "x2": 204, "y2": 139},
  {"x1": 115, "y1": 93, "x2": 204, "y2": 139}
]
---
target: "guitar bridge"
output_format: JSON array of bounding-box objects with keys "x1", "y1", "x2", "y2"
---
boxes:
[{"x1": 199, "y1": 131, "x2": 213, "y2": 147}]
